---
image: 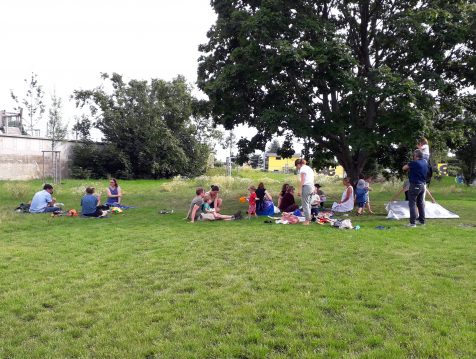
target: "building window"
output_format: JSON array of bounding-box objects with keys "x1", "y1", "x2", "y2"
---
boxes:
[{"x1": 276, "y1": 156, "x2": 281, "y2": 160}]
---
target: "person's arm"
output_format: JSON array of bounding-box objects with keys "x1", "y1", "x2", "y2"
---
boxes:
[
  {"x1": 96, "y1": 195, "x2": 101, "y2": 206},
  {"x1": 297, "y1": 173, "x2": 305, "y2": 196},
  {"x1": 116, "y1": 187, "x2": 122, "y2": 204},
  {"x1": 213, "y1": 194, "x2": 218, "y2": 209},
  {"x1": 190, "y1": 204, "x2": 200, "y2": 223},
  {"x1": 403, "y1": 164, "x2": 410, "y2": 171},
  {"x1": 390, "y1": 188, "x2": 404, "y2": 201},
  {"x1": 107, "y1": 188, "x2": 120, "y2": 199},
  {"x1": 265, "y1": 190, "x2": 272, "y2": 201},
  {"x1": 425, "y1": 188, "x2": 436, "y2": 203},
  {"x1": 46, "y1": 193, "x2": 55, "y2": 207},
  {"x1": 339, "y1": 187, "x2": 352, "y2": 204}
]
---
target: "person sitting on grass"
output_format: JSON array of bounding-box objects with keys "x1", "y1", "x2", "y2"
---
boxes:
[
  {"x1": 206, "y1": 185, "x2": 223, "y2": 213},
  {"x1": 314, "y1": 183, "x2": 326, "y2": 209},
  {"x1": 355, "y1": 179, "x2": 369, "y2": 216},
  {"x1": 277, "y1": 183, "x2": 289, "y2": 209},
  {"x1": 256, "y1": 182, "x2": 274, "y2": 215},
  {"x1": 81, "y1": 187, "x2": 106, "y2": 217},
  {"x1": 202, "y1": 194, "x2": 241, "y2": 221},
  {"x1": 106, "y1": 178, "x2": 122, "y2": 206},
  {"x1": 29, "y1": 184, "x2": 61, "y2": 213},
  {"x1": 331, "y1": 178, "x2": 354, "y2": 213},
  {"x1": 310, "y1": 187, "x2": 321, "y2": 216},
  {"x1": 278, "y1": 186, "x2": 299, "y2": 213},
  {"x1": 187, "y1": 187, "x2": 206, "y2": 223}
]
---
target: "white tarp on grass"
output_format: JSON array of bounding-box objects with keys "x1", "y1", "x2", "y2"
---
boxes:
[{"x1": 386, "y1": 201, "x2": 459, "y2": 220}]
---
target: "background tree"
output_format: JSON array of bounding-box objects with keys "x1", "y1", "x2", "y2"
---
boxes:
[
  {"x1": 198, "y1": 0, "x2": 475, "y2": 180},
  {"x1": 10, "y1": 72, "x2": 46, "y2": 136},
  {"x1": 72, "y1": 115, "x2": 92, "y2": 141},
  {"x1": 46, "y1": 92, "x2": 68, "y2": 150},
  {"x1": 73, "y1": 73, "x2": 210, "y2": 179},
  {"x1": 267, "y1": 139, "x2": 281, "y2": 154}
]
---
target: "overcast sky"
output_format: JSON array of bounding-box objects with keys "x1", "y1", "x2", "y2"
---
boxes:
[
  {"x1": 0, "y1": 1, "x2": 215, "y2": 130},
  {"x1": 0, "y1": 0, "x2": 300, "y2": 157}
]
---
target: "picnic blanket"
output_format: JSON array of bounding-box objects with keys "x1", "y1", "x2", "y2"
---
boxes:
[{"x1": 386, "y1": 201, "x2": 459, "y2": 220}]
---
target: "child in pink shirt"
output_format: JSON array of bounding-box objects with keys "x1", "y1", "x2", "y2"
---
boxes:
[{"x1": 247, "y1": 186, "x2": 257, "y2": 218}]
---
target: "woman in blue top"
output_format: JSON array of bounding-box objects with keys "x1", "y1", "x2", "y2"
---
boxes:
[{"x1": 106, "y1": 178, "x2": 122, "y2": 206}]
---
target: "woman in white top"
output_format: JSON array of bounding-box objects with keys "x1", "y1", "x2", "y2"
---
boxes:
[
  {"x1": 295, "y1": 159, "x2": 315, "y2": 225},
  {"x1": 332, "y1": 177, "x2": 354, "y2": 212}
]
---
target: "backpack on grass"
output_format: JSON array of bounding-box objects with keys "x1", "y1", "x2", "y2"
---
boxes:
[{"x1": 14, "y1": 203, "x2": 30, "y2": 213}]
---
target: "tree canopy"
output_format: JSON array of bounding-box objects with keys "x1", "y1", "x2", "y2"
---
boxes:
[
  {"x1": 73, "y1": 74, "x2": 211, "y2": 179},
  {"x1": 198, "y1": 0, "x2": 475, "y2": 179}
]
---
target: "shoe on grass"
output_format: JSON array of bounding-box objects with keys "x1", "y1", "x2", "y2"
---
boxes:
[
  {"x1": 417, "y1": 222, "x2": 425, "y2": 226},
  {"x1": 406, "y1": 223, "x2": 417, "y2": 228}
]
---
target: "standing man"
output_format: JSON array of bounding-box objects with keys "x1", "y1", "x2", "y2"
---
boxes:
[
  {"x1": 403, "y1": 149, "x2": 428, "y2": 227},
  {"x1": 295, "y1": 159, "x2": 315, "y2": 225},
  {"x1": 29, "y1": 184, "x2": 61, "y2": 213}
]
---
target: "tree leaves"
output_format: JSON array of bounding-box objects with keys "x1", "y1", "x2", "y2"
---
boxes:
[
  {"x1": 72, "y1": 74, "x2": 211, "y2": 178},
  {"x1": 198, "y1": 0, "x2": 475, "y2": 179}
]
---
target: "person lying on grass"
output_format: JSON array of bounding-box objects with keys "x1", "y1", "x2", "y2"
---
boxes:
[
  {"x1": 29, "y1": 184, "x2": 62, "y2": 213},
  {"x1": 81, "y1": 187, "x2": 106, "y2": 217},
  {"x1": 201, "y1": 194, "x2": 241, "y2": 220}
]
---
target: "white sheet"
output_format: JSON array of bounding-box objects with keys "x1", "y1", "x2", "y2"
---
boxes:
[{"x1": 386, "y1": 201, "x2": 459, "y2": 220}]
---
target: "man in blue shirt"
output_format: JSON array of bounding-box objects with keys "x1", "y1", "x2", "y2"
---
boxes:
[
  {"x1": 403, "y1": 149, "x2": 428, "y2": 227},
  {"x1": 29, "y1": 184, "x2": 61, "y2": 213}
]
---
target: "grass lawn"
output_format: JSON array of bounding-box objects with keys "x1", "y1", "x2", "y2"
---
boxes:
[{"x1": 0, "y1": 172, "x2": 475, "y2": 358}]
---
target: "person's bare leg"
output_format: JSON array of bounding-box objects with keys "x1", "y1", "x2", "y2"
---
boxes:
[
  {"x1": 214, "y1": 213, "x2": 232, "y2": 220},
  {"x1": 366, "y1": 201, "x2": 374, "y2": 214},
  {"x1": 215, "y1": 198, "x2": 223, "y2": 213}
]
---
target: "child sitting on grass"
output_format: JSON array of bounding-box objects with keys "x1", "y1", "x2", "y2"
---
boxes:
[
  {"x1": 202, "y1": 194, "x2": 240, "y2": 220},
  {"x1": 247, "y1": 185, "x2": 257, "y2": 218},
  {"x1": 310, "y1": 188, "x2": 321, "y2": 215},
  {"x1": 314, "y1": 184, "x2": 326, "y2": 209},
  {"x1": 355, "y1": 179, "x2": 369, "y2": 216},
  {"x1": 81, "y1": 187, "x2": 106, "y2": 217}
]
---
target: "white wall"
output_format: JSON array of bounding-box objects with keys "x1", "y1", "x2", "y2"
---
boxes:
[{"x1": 0, "y1": 134, "x2": 76, "y2": 180}]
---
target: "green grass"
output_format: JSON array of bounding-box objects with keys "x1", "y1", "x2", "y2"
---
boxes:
[{"x1": 0, "y1": 173, "x2": 475, "y2": 358}]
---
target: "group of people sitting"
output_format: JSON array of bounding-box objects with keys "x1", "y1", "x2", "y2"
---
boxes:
[
  {"x1": 29, "y1": 178, "x2": 123, "y2": 217},
  {"x1": 188, "y1": 159, "x2": 323, "y2": 225}
]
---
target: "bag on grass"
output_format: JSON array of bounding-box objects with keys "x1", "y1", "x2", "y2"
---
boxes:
[{"x1": 14, "y1": 203, "x2": 30, "y2": 213}]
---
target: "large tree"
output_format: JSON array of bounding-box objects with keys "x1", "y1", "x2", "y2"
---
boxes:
[
  {"x1": 198, "y1": 0, "x2": 475, "y2": 179},
  {"x1": 73, "y1": 73, "x2": 211, "y2": 178}
]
